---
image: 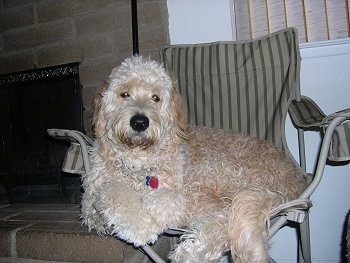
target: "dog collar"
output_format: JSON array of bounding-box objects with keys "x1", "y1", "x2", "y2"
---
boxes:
[
  {"x1": 125, "y1": 164, "x2": 159, "y2": 189},
  {"x1": 146, "y1": 175, "x2": 159, "y2": 189}
]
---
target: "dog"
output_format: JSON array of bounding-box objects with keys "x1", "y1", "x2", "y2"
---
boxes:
[{"x1": 81, "y1": 56, "x2": 307, "y2": 263}]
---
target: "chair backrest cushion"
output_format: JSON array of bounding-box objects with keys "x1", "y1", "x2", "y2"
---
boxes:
[{"x1": 162, "y1": 28, "x2": 301, "y2": 151}]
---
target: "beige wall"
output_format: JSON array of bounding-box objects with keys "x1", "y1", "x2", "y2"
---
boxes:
[{"x1": 0, "y1": 0, "x2": 170, "y2": 135}]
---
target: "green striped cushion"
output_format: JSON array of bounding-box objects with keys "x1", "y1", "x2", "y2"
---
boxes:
[
  {"x1": 162, "y1": 28, "x2": 300, "y2": 151},
  {"x1": 329, "y1": 121, "x2": 350, "y2": 161}
]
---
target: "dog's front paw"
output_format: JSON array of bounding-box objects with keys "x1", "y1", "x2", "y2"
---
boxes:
[
  {"x1": 105, "y1": 213, "x2": 160, "y2": 247},
  {"x1": 143, "y1": 189, "x2": 187, "y2": 227}
]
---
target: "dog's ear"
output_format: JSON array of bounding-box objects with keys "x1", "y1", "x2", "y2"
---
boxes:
[
  {"x1": 170, "y1": 80, "x2": 188, "y2": 140},
  {"x1": 92, "y1": 81, "x2": 108, "y2": 138}
]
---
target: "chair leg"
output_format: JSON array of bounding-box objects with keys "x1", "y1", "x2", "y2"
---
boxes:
[
  {"x1": 298, "y1": 214, "x2": 312, "y2": 263},
  {"x1": 220, "y1": 252, "x2": 233, "y2": 263},
  {"x1": 141, "y1": 245, "x2": 166, "y2": 263}
]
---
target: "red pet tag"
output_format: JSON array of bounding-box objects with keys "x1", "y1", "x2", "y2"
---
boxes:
[{"x1": 146, "y1": 175, "x2": 159, "y2": 189}]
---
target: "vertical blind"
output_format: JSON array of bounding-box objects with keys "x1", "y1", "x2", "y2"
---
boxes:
[{"x1": 232, "y1": 0, "x2": 350, "y2": 43}]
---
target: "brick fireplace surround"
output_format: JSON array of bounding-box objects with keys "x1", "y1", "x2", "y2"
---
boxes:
[{"x1": 0, "y1": 0, "x2": 171, "y2": 262}]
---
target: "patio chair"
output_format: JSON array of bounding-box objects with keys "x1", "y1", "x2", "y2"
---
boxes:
[{"x1": 48, "y1": 27, "x2": 350, "y2": 262}]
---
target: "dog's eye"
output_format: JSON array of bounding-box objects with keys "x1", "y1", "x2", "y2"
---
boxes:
[
  {"x1": 152, "y1": 95, "x2": 160, "y2": 102},
  {"x1": 120, "y1": 92, "x2": 130, "y2": 99}
]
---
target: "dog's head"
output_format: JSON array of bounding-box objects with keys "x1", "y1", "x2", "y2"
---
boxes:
[{"x1": 93, "y1": 56, "x2": 187, "y2": 150}]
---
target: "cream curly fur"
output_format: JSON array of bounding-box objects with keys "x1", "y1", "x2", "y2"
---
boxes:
[{"x1": 81, "y1": 56, "x2": 307, "y2": 263}]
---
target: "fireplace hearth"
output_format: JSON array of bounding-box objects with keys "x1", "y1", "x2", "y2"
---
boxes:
[{"x1": 0, "y1": 63, "x2": 84, "y2": 203}]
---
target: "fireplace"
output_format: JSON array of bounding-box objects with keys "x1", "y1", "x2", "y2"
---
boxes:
[{"x1": 0, "y1": 63, "x2": 84, "y2": 203}]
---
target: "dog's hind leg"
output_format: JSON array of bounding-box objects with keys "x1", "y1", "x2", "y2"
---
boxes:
[{"x1": 228, "y1": 189, "x2": 273, "y2": 263}]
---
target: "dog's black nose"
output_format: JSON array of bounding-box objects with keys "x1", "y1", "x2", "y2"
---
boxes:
[{"x1": 130, "y1": 114, "x2": 149, "y2": 132}]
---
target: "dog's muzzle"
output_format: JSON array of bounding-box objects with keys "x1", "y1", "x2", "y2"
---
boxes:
[
  {"x1": 108, "y1": 113, "x2": 157, "y2": 150},
  {"x1": 130, "y1": 114, "x2": 149, "y2": 132}
]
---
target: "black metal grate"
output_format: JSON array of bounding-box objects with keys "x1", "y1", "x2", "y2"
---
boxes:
[{"x1": 0, "y1": 63, "x2": 84, "y2": 203}]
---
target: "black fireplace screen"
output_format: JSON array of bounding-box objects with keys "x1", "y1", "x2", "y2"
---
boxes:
[{"x1": 0, "y1": 63, "x2": 84, "y2": 203}]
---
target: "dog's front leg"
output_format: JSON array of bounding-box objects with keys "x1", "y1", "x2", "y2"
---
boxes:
[
  {"x1": 142, "y1": 188, "x2": 187, "y2": 229},
  {"x1": 93, "y1": 182, "x2": 163, "y2": 247}
]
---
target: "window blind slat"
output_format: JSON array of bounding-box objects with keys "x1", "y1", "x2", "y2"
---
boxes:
[
  {"x1": 285, "y1": 0, "x2": 308, "y2": 42},
  {"x1": 233, "y1": 0, "x2": 350, "y2": 43},
  {"x1": 326, "y1": 0, "x2": 349, "y2": 39},
  {"x1": 267, "y1": 0, "x2": 287, "y2": 33},
  {"x1": 304, "y1": 0, "x2": 328, "y2": 42},
  {"x1": 234, "y1": 1, "x2": 252, "y2": 40},
  {"x1": 249, "y1": 0, "x2": 269, "y2": 38}
]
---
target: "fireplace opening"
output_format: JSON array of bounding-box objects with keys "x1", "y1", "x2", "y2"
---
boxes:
[{"x1": 0, "y1": 63, "x2": 84, "y2": 204}]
